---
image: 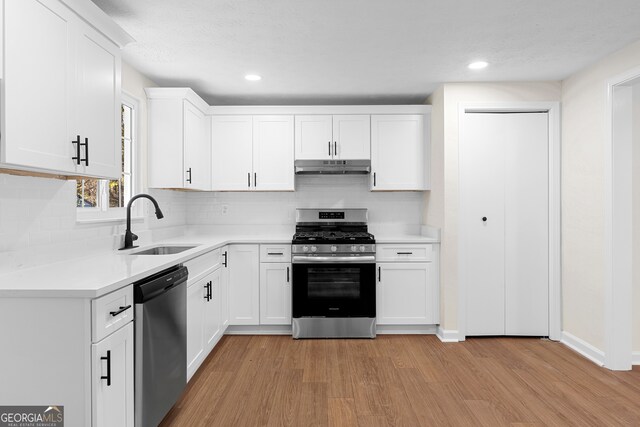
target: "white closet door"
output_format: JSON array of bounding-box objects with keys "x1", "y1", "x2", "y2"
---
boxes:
[
  {"x1": 461, "y1": 112, "x2": 549, "y2": 337},
  {"x1": 504, "y1": 113, "x2": 549, "y2": 335},
  {"x1": 460, "y1": 113, "x2": 506, "y2": 335}
]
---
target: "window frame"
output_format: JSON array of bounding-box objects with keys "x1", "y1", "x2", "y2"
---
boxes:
[{"x1": 76, "y1": 91, "x2": 142, "y2": 223}]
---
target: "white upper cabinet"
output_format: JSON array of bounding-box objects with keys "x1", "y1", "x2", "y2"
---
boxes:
[
  {"x1": 332, "y1": 115, "x2": 370, "y2": 160},
  {"x1": 184, "y1": 101, "x2": 211, "y2": 190},
  {"x1": 295, "y1": 115, "x2": 370, "y2": 160},
  {"x1": 147, "y1": 89, "x2": 211, "y2": 190},
  {"x1": 371, "y1": 114, "x2": 430, "y2": 191},
  {"x1": 211, "y1": 116, "x2": 253, "y2": 191},
  {"x1": 75, "y1": 24, "x2": 122, "y2": 178},
  {"x1": 294, "y1": 115, "x2": 333, "y2": 160},
  {"x1": 253, "y1": 116, "x2": 294, "y2": 191},
  {"x1": 1, "y1": 0, "x2": 129, "y2": 178},
  {"x1": 211, "y1": 115, "x2": 294, "y2": 191}
]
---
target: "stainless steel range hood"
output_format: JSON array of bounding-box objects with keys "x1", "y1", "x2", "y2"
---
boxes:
[{"x1": 294, "y1": 159, "x2": 371, "y2": 175}]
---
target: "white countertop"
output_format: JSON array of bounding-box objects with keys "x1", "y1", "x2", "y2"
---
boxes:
[{"x1": 0, "y1": 232, "x2": 439, "y2": 299}]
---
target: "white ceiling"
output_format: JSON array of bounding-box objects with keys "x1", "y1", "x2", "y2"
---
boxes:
[{"x1": 92, "y1": 0, "x2": 640, "y2": 105}]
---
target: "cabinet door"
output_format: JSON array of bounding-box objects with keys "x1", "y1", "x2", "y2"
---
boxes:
[
  {"x1": 371, "y1": 115, "x2": 427, "y2": 190},
  {"x1": 92, "y1": 322, "x2": 134, "y2": 427},
  {"x1": 3, "y1": 0, "x2": 76, "y2": 172},
  {"x1": 220, "y1": 247, "x2": 230, "y2": 330},
  {"x1": 228, "y1": 245, "x2": 260, "y2": 325},
  {"x1": 211, "y1": 116, "x2": 253, "y2": 190},
  {"x1": 294, "y1": 115, "x2": 333, "y2": 160},
  {"x1": 376, "y1": 263, "x2": 437, "y2": 325},
  {"x1": 203, "y1": 268, "x2": 222, "y2": 350},
  {"x1": 75, "y1": 24, "x2": 121, "y2": 179},
  {"x1": 184, "y1": 101, "x2": 211, "y2": 190},
  {"x1": 333, "y1": 115, "x2": 370, "y2": 160},
  {"x1": 186, "y1": 278, "x2": 206, "y2": 379},
  {"x1": 260, "y1": 262, "x2": 292, "y2": 325},
  {"x1": 253, "y1": 115, "x2": 294, "y2": 191}
]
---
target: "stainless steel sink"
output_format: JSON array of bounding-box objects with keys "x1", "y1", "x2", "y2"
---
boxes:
[{"x1": 130, "y1": 245, "x2": 197, "y2": 255}]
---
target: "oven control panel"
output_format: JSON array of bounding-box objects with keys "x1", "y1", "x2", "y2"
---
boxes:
[
  {"x1": 319, "y1": 211, "x2": 345, "y2": 219},
  {"x1": 292, "y1": 244, "x2": 376, "y2": 255}
]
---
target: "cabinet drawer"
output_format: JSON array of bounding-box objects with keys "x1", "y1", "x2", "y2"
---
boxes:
[
  {"x1": 376, "y1": 244, "x2": 433, "y2": 262},
  {"x1": 260, "y1": 244, "x2": 291, "y2": 262},
  {"x1": 185, "y1": 248, "x2": 221, "y2": 281},
  {"x1": 92, "y1": 285, "x2": 134, "y2": 343}
]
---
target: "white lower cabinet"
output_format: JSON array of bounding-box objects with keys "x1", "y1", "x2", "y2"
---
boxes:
[
  {"x1": 376, "y1": 244, "x2": 439, "y2": 325},
  {"x1": 92, "y1": 322, "x2": 134, "y2": 427},
  {"x1": 187, "y1": 267, "x2": 224, "y2": 380},
  {"x1": 228, "y1": 244, "x2": 260, "y2": 325},
  {"x1": 259, "y1": 262, "x2": 292, "y2": 325}
]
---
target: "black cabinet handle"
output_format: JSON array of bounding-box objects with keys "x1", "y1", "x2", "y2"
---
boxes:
[
  {"x1": 204, "y1": 281, "x2": 212, "y2": 301},
  {"x1": 397, "y1": 252, "x2": 413, "y2": 255},
  {"x1": 373, "y1": 172, "x2": 377, "y2": 187},
  {"x1": 268, "y1": 252, "x2": 284, "y2": 256},
  {"x1": 223, "y1": 251, "x2": 228, "y2": 267},
  {"x1": 100, "y1": 350, "x2": 111, "y2": 386},
  {"x1": 186, "y1": 168, "x2": 192, "y2": 184},
  {"x1": 247, "y1": 172, "x2": 250, "y2": 187},
  {"x1": 286, "y1": 266, "x2": 290, "y2": 283},
  {"x1": 328, "y1": 141, "x2": 331, "y2": 156},
  {"x1": 378, "y1": 266, "x2": 381, "y2": 282},
  {"x1": 72, "y1": 135, "x2": 81, "y2": 165},
  {"x1": 109, "y1": 305, "x2": 131, "y2": 317},
  {"x1": 82, "y1": 137, "x2": 89, "y2": 166},
  {"x1": 254, "y1": 172, "x2": 257, "y2": 187},
  {"x1": 334, "y1": 141, "x2": 337, "y2": 156},
  {"x1": 482, "y1": 217, "x2": 487, "y2": 222}
]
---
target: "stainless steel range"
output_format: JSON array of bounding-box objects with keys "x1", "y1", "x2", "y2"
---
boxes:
[{"x1": 291, "y1": 208, "x2": 376, "y2": 339}]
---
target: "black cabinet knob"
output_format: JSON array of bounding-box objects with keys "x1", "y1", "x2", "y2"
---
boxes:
[{"x1": 482, "y1": 217, "x2": 487, "y2": 222}]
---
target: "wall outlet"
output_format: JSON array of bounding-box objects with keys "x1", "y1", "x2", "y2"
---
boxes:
[{"x1": 222, "y1": 204, "x2": 228, "y2": 215}]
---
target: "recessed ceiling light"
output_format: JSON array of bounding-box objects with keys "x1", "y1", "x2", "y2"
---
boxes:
[
  {"x1": 245, "y1": 74, "x2": 262, "y2": 81},
  {"x1": 468, "y1": 61, "x2": 489, "y2": 70}
]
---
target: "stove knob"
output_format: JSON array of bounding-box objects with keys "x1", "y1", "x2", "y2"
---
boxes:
[
  {"x1": 303, "y1": 246, "x2": 309, "y2": 252},
  {"x1": 351, "y1": 245, "x2": 357, "y2": 252},
  {"x1": 360, "y1": 245, "x2": 366, "y2": 252},
  {"x1": 331, "y1": 245, "x2": 337, "y2": 252},
  {"x1": 311, "y1": 246, "x2": 317, "y2": 253}
]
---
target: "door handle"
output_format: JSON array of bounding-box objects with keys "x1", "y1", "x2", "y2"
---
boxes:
[
  {"x1": 378, "y1": 266, "x2": 381, "y2": 282},
  {"x1": 334, "y1": 141, "x2": 337, "y2": 157},
  {"x1": 254, "y1": 172, "x2": 257, "y2": 187},
  {"x1": 247, "y1": 172, "x2": 250, "y2": 188},
  {"x1": 109, "y1": 305, "x2": 131, "y2": 317},
  {"x1": 268, "y1": 252, "x2": 284, "y2": 256},
  {"x1": 186, "y1": 168, "x2": 192, "y2": 184},
  {"x1": 328, "y1": 141, "x2": 331, "y2": 157},
  {"x1": 396, "y1": 252, "x2": 413, "y2": 255},
  {"x1": 100, "y1": 350, "x2": 111, "y2": 386},
  {"x1": 373, "y1": 172, "x2": 377, "y2": 187},
  {"x1": 223, "y1": 251, "x2": 228, "y2": 267},
  {"x1": 72, "y1": 135, "x2": 81, "y2": 165},
  {"x1": 82, "y1": 137, "x2": 89, "y2": 166},
  {"x1": 286, "y1": 266, "x2": 290, "y2": 283}
]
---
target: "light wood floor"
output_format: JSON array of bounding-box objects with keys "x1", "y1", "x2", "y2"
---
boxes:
[{"x1": 160, "y1": 335, "x2": 640, "y2": 426}]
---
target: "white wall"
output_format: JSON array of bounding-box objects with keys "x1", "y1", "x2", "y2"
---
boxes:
[
  {"x1": 562, "y1": 39, "x2": 640, "y2": 351},
  {"x1": 633, "y1": 83, "x2": 640, "y2": 353},
  {"x1": 426, "y1": 82, "x2": 562, "y2": 332},
  {"x1": 187, "y1": 175, "x2": 423, "y2": 234},
  {"x1": 0, "y1": 62, "x2": 187, "y2": 271}
]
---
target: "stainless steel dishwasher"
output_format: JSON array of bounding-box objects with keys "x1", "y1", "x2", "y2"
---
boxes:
[{"x1": 134, "y1": 265, "x2": 188, "y2": 427}]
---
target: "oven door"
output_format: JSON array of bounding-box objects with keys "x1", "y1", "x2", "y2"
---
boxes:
[{"x1": 292, "y1": 262, "x2": 376, "y2": 318}]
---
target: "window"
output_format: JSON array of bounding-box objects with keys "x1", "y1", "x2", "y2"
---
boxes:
[{"x1": 77, "y1": 94, "x2": 137, "y2": 219}]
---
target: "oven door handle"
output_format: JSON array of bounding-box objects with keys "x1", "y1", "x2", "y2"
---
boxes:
[{"x1": 292, "y1": 255, "x2": 376, "y2": 264}]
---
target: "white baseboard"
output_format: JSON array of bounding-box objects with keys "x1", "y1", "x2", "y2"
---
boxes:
[
  {"x1": 377, "y1": 325, "x2": 437, "y2": 335},
  {"x1": 436, "y1": 326, "x2": 460, "y2": 343},
  {"x1": 633, "y1": 351, "x2": 640, "y2": 365},
  {"x1": 560, "y1": 331, "x2": 605, "y2": 366},
  {"x1": 225, "y1": 325, "x2": 292, "y2": 335}
]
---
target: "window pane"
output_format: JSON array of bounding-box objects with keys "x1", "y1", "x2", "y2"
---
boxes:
[
  {"x1": 79, "y1": 179, "x2": 99, "y2": 208},
  {"x1": 108, "y1": 179, "x2": 120, "y2": 208}
]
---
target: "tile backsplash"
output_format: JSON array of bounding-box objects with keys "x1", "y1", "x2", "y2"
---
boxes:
[{"x1": 0, "y1": 173, "x2": 187, "y2": 270}]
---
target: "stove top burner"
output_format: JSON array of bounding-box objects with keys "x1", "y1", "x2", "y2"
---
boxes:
[{"x1": 293, "y1": 230, "x2": 375, "y2": 243}]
